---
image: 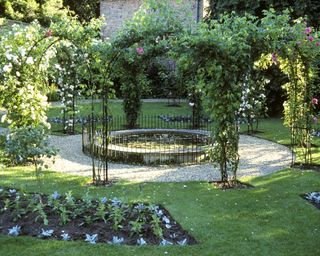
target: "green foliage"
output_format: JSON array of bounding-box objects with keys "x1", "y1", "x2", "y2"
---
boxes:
[
  {"x1": 208, "y1": 0, "x2": 320, "y2": 27},
  {"x1": 4, "y1": 126, "x2": 57, "y2": 180},
  {"x1": 0, "y1": 0, "x2": 68, "y2": 26},
  {"x1": 111, "y1": 0, "x2": 191, "y2": 128},
  {"x1": 0, "y1": 21, "x2": 54, "y2": 128},
  {"x1": 177, "y1": 13, "x2": 259, "y2": 181},
  {"x1": 257, "y1": 10, "x2": 320, "y2": 164},
  {"x1": 150, "y1": 214, "x2": 163, "y2": 238},
  {"x1": 63, "y1": 0, "x2": 99, "y2": 22}
]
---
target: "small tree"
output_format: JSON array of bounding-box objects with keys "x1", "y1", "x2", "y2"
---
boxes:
[{"x1": 5, "y1": 126, "x2": 57, "y2": 183}]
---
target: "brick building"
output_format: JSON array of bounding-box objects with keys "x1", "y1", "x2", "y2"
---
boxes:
[{"x1": 100, "y1": 0, "x2": 208, "y2": 38}]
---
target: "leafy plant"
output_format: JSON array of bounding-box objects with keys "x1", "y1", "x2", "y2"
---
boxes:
[
  {"x1": 150, "y1": 214, "x2": 163, "y2": 238},
  {"x1": 5, "y1": 125, "x2": 57, "y2": 186},
  {"x1": 58, "y1": 205, "x2": 70, "y2": 225},
  {"x1": 129, "y1": 219, "x2": 144, "y2": 237},
  {"x1": 11, "y1": 193, "x2": 27, "y2": 221},
  {"x1": 33, "y1": 203, "x2": 49, "y2": 225},
  {"x1": 109, "y1": 205, "x2": 125, "y2": 231},
  {"x1": 94, "y1": 200, "x2": 108, "y2": 223}
]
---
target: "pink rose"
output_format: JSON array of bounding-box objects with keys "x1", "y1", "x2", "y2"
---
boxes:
[
  {"x1": 45, "y1": 29, "x2": 52, "y2": 37},
  {"x1": 313, "y1": 116, "x2": 318, "y2": 124},
  {"x1": 312, "y1": 98, "x2": 318, "y2": 105},
  {"x1": 136, "y1": 47, "x2": 144, "y2": 55},
  {"x1": 308, "y1": 36, "x2": 314, "y2": 42},
  {"x1": 271, "y1": 53, "x2": 279, "y2": 65},
  {"x1": 304, "y1": 27, "x2": 312, "y2": 34},
  {"x1": 316, "y1": 42, "x2": 320, "y2": 47}
]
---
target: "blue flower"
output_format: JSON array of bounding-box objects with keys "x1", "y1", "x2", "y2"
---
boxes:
[
  {"x1": 85, "y1": 234, "x2": 98, "y2": 244},
  {"x1": 8, "y1": 225, "x2": 21, "y2": 237}
]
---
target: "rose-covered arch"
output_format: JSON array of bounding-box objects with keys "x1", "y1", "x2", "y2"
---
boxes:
[{"x1": 177, "y1": 10, "x2": 320, "y2": 184}]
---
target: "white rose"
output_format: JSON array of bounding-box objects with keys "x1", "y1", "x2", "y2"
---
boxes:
[{"x1": 26, "y1": 57, "x2": 34, "y2": 65}]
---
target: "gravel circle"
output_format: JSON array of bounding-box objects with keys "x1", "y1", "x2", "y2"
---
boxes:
[{"x1": 45, "y1": 134, "x2": 292, "y2": 182}]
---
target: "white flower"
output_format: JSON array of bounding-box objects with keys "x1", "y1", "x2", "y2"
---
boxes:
[
  {"x1": 85, "y1": 234, "x2": 98, "y2": 244},
  {"x1": 108, "y1": 236, "x2": 124, "y2": 245},
  {"x1": 8, "y1": 225, "x2": 21, "y2": 237},
  {"x1": 40, "y1": 229, "x2": 54, "y2": 237},
  {"x1": 26, "y1": 33, "x2": 33, "y2": 40},
  {"x1": 177, "y1": 238, "x2": 188, "y2": 246},
  {"x1": 3, "y1": 63, "x2": 12, "y2": 73},
  {"x1": 111, "y1": 197, "x2": 122, "y2": 207},
  {"x1": 160, "y1": 239, "x2": 173, "y2": 246},
  {"x1": 61, "y1": 233, "x2": 71, "y2": 241},
  {"x1": 100, "y1": 197, "x2": 108, "y2": 204},
  {"x1": 26, "y1": 57, "x2": 34, "y2": 65},
  {"x1": 16, "y1": 71, "x2": 20, "y2": 77},
  {"x1": 51, "y1": 191, "x2": 60, "y2": 200},
  {"x1": 5, "y1": 52, "x2": 13, "y2": 60},
  {"x1": 18, "y1": 47, "x2": 26, "y2": 57},
  {"x1": 162, "y1": 216, "x2": 170, "y2": 224},
  {"x1": 9, "y1": 189, "x2": 16, "y2": 194},
  {"x1": 137, "y1": 237, "x2": 147, "y2": 245}
]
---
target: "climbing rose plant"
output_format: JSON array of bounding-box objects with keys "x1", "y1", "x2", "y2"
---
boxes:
[
  {"x1": 177, "y1": 14, "x2": 259, "y2": 182},
  {"x1": 0, "y1": 21, "x2": 54, "y2": 128},
  {"x1": 257, "y1": 10, "x2": 320, "y2": 164}
]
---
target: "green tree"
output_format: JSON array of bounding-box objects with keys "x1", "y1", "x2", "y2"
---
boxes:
[
  {"x1": 63, "y1": 0, "x2": 99, "y2": 22},
  {"x1": 0, "y1": 0, "x2": 68, "y2": 26},
  {"x1": 207, "y1": 0, "x2": 320, "y2": 27}
]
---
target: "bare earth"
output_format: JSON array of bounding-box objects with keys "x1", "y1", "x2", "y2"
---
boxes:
[{"x1": 46, "y1": 135, "x2": 292, "y2": 182}]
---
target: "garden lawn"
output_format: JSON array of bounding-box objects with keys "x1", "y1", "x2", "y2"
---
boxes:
[{"x1": 0, "y1": 167, "x2": 319, "y2": 256}]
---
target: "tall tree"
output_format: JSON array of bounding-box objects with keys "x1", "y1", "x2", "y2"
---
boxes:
[
  {"x1": 207, "y1": 0, "x2": 320, "y2": 27},
  {"x1": 0, "y1": 0, "x2": 68, "y2": 26},
  {"x1": 63, "y1": 0, "x2": 100, "y2": 22}
]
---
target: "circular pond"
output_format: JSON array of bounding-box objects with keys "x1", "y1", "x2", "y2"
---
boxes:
[{"x1": 83, "y1": 129, "x2": 211, "y2": 165}]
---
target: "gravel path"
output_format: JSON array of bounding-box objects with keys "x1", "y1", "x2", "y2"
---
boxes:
[{"x1": 46, "y1": 134, "x2": 292, "y2": 182}]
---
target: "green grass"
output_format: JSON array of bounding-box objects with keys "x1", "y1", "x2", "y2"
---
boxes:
[{"x1": 0, "y1": 167, "x2": 319, "y2": 256}]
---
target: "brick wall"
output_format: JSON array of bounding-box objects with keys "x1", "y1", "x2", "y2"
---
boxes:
[{"x1": 100, "y1": 0, "x2": 207, "y2": 38}]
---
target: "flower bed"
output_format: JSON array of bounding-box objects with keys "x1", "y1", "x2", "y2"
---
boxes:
[
  {"x1": 0, "y1": 187, "x2": 196, "y2": 246},
  {"x1": 303, "y1": 192, "x2": 320, "y2": 210}
]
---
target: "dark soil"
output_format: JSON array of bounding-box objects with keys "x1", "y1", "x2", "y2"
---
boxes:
[
  {"x1": 209, "y1": 180, "x2": 254, "y2": 190},
  {"x1": 0, "y1": 187, "x2": 197, "y2": 246}
]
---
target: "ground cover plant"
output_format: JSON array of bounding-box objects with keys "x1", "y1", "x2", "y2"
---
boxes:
[
  {"x1": 0, "y1": 167, "x2": 319, "y2": 256},
  {"x1": 0, "y1": 187, "x2": 196, "y2": 246}
]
